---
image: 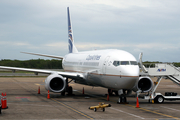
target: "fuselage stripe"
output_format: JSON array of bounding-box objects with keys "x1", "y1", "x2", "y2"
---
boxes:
[{"x1": 64, "y1": 70, "x2": 138, "y2": 77}]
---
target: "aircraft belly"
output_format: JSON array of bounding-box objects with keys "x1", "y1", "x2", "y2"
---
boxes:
[
  {"x1": 86, "y1": 74, "x2": 138, "y2": 90},
  {"x1": 101, "y1": 76, "x2": 137, "y2": 90}
]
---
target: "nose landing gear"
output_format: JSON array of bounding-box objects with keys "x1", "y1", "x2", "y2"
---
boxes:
[
  {"x1": 117, "y1": 89, "x2": 129, "y2": 104},
  {"x1": 117, "y1": 96, "x2": 127, "y2": 104}
]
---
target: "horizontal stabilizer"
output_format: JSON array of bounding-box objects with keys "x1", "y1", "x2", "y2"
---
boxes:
[{"x1": 21, "y1": 52, "x2": 63, "y2": 59}]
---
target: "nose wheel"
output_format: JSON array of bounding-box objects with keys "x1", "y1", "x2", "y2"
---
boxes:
[
  {"x1": 117, "y1": 96, "x2": 127, "y2": 104},
  {"x1": 117, "y1": 89, "x2": 128, "y2": 104}
]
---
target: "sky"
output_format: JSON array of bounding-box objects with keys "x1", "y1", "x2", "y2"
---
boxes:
[{"x1": 0, "y1": 0, "x2": 180, "y2": 62}]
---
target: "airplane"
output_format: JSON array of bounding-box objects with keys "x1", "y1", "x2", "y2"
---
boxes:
[{"x1": 0, "y1": 7, "x2": 153, "y2": 103}]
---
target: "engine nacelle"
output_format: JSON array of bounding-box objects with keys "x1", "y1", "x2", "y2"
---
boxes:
[
  {"x1": 45, "y1": 73, "x2": 66, "y2": 93},
  {"x1": 133, "y1": 76, "x2": 153, "y2": 93}
]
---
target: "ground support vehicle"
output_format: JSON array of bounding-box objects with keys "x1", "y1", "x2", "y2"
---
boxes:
[{"x1": 89, "y1": 102, "x2": 111, "y2": 112}]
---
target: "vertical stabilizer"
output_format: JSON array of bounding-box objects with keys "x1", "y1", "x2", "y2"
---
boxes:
[{"x1": 67, "y1": 7, "x2": 78, "y2": 53}]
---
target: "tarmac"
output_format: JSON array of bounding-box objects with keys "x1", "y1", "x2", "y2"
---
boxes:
[{"x1": 0, "y1": 76, "x2": 180, "y2": 119}]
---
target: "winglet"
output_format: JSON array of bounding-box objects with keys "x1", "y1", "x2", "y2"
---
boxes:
[
  {"x1": 67, "y1": 7, "x2": 78, "y2": 53},
  {"x1": 139, "y1": 52, "x2": 148, "y2": 73}
]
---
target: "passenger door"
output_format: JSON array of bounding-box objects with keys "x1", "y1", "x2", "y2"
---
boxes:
[{"x1": 102, "y1": 56, "x2": 110, "y2": 74}]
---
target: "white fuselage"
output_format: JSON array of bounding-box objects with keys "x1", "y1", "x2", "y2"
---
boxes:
[{"x1": 62, "y1": 49, "x2": 139, "y2": 90}]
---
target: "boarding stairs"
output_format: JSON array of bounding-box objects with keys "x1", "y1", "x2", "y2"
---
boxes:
[
  {"x1": 139, "y1": 63, "x2": 180, "y2": 102},
  {"x1": 147, "y1": 63, "x2": 180, "y2": 86},
  {"x1": 139, "y1": 53, "x2": 180, "y2": 102}
]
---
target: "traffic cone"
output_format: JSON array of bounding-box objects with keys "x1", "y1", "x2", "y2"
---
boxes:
[
  {"x1": 1, "y1": 93, "x2": 7, "y2": 109},
  {"x1": 4, "y1": 93, "x2": 7, "y2": 109},
  {"x1": 1, "y1": 93, "x2": 4, "y2": 109},
  {"x1": 38, "y1": 86, "x2": 40, "y2": 94},
  {"x1": 107, "y1": 94, "x2": 109, "y2": 101},
  {"x1": 1, "y1": 93, "x2": 2, "y2": 106},
  {"x1": 82, "y1": 87, "x2": 84, "y2": 95},
  {"x1": 47, "y1": 90, "x2": 50, "y2": 99},
  {"x1": 136, "y1": 97, "x2": 140, "y2": 108}
]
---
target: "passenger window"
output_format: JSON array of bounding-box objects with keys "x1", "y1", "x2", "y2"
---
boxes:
[{"x1": 121, "y1": 61, "x2": 129, "y2": 65}]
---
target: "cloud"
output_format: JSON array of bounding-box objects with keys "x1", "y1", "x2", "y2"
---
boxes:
[
  {"x1": 44, "y1": 41, "x2": 179, "y2": 52},
  {"x1": 0, "y1": 0, "x2": 180, "y2": 62},
  {"x1": 0, "y1": 41, "x2": 30, "y2": 46},
  {"x1": 44, "y1": 42, "x2": 67, "y2": 48}
]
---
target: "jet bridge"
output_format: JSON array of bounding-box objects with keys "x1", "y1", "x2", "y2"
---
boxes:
[{"x1": 140, "y1": 63, "x2": 180, "y2": 103}]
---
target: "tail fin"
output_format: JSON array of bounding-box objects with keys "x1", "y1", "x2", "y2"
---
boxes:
[{"x1": 67, "y1": 7, "x2": 78, "y2": 53}]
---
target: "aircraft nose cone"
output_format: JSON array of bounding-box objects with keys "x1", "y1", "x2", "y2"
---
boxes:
[
  {"x1": 118, "y1": 66, "x2": 139, "y2": 89},
  {"x1": 122, "y1": 66, "x2": 139, "y2": 77},
  {"x1": 131, "y1": 66, "x2": 139, "y2": 77}
]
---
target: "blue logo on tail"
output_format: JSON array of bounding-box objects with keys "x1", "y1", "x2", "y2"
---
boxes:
[
  {"x1": 68, "y1": 7, "x2": 73, "y2": 53},
  {"x1": 68, "y1": 39, "x2": 73, "y2": 53}
]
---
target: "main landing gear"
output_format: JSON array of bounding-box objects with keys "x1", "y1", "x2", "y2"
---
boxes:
[{"x1": 61, "y1": 78, "x2": 73, "y2": 96}]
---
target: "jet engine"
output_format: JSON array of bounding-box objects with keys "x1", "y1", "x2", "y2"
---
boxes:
[
  {"x1": 45, "y1": 73, "x2": 66, "y2": 93},
  {"x1": 133, "y1": 76, "x2": 153, "y2": 93}
]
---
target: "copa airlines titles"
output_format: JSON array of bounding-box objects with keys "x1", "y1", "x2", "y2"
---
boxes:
[{"x1": 86, "y1": 55, "x2": 101, "y2": 61}]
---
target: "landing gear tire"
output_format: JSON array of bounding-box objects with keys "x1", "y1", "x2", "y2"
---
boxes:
[
  {"x1": 94, "y1": 108, "x2": 97, "y2": 112},
  {"x1": 155, "y1": 96, "x2": 164, "y2": 103},
  {"x1": 117, "y1": 96, "x2": 127, "y2": 104},
  {"x1": 68, "y1": 86, "x2": 73, "y2": 95},
  {"x1": 117, "y1": 97, "x2": 121, "y2": 104},
  {"x1": 61, "y1": 91, "x2": 65, "y2": 96},
  {"x1": 103, "y1": 108, "x2": 105, "y2": 112},
  {"x1": 123, "y1": 96, "x2": 127, "y2": 103}
]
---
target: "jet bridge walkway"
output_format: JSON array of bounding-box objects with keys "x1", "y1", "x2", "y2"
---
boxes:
[
  {"x1": 140, "y1": 63, "x2": 180, "y2": 103},
  {"x1": 148, "y1": 63, "x2": 180, "y2": 86}
]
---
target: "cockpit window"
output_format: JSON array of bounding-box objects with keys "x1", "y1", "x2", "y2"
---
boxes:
[
  {"x1": 113, "y1": 61, "x2": 120, "y2": 66},
  {"x1": 113, "y1": 61, "x2": 129, "y2": 66},
  {"x1": 113, "y1": 61, "x2": 137, "y2": 66},
  {"x1": 130, "y1": 61, "x2": 138, "y2": 65},
  {"x1": 121, "y1": 61, "x2": 129, "y2": 65}
]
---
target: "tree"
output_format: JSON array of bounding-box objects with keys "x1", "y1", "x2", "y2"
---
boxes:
[{"x1": 0, "y1": 59, "x2": 62, "y2": 69}]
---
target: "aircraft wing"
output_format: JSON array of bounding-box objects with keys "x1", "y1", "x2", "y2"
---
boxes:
[
  {"x1": 0, "y1": 66, "x2": 84, "y2": 79},
  {"x1": 21, "y1": 52, "x2": 64, "y2": 59}
]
